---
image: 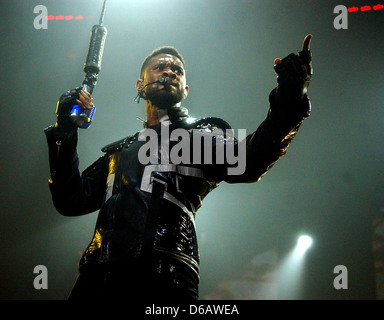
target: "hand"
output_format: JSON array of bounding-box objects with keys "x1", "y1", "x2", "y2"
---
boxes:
[
  {"x1": 274, "y1": 34, "x2": 312, "y2": 66},
  {"x1": 76, "y1": 89, "x2": 94, "y2": 110},
  {"x1": 273, "y1": 34, "x2": 313, "y2": 99},
  {"x1": 55, "y1": 87, "x2": 94, "y2": 132}
]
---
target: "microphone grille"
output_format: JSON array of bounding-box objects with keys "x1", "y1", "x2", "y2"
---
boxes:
[{"x1": 159, "y1": 77, "x2": 168, "y2": 85}]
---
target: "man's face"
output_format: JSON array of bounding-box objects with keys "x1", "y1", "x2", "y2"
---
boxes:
[{"x1": 139, "y1": 54, "x2": 189, "y2": 109}]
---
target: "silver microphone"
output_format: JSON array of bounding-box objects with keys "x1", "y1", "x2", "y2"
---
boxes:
[
  {"x1": 158, "y1": 77, "x2": 168, "y2": 85},
  {"x1": 135, "y1": 77, "x2": 169, "y2": 103}
]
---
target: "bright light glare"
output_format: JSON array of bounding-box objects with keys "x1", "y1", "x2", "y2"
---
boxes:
[
  {"x1": 277, "y1": 234, "x2": 313, "y2": 299},
  {"x1": 296, "y1": 235, "x2": 313, "y2": 254}
]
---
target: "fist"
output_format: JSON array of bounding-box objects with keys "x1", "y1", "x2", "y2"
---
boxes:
[
  {"x1": 55, "y1": 87, "x2": 94, "y2": 131},
  {"x1": 274, "y1": 34, "x2": 313, "y2": 99}
]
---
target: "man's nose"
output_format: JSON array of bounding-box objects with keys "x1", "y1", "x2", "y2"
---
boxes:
[{"x1": 162, "y1": 70, "x2": 177, "y2": 79}]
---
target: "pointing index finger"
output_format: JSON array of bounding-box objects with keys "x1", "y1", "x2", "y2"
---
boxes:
[{"x1": 302, "y1": 34, "x2": 312, "y2": 51}]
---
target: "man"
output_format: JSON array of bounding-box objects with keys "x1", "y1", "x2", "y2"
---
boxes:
[{"x1": 44, "y1": 35, "x2": 313, "y2": 300}]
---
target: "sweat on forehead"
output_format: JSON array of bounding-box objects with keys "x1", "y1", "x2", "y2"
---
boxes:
[
  {"x1": 140, "y1": 46, "x2": 186, "y2": 78},
  {"x1": 148, "y1": 54, "x2": 184, "y2": 69}
]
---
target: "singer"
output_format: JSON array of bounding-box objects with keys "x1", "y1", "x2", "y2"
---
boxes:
[{"x1": 44, "y1": 35, "x2": 313, "y2": 300}]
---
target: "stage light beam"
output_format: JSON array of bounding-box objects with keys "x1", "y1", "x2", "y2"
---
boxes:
[
  {"x1": 296, "y1": 235, "x2": 313, "y2": 255},
  {"x1": 277, "y1": 234, "x2": 314, "y2": 299}
]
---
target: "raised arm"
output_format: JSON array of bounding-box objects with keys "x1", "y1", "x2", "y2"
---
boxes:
[
  {"x1": 44, "y1": 88, "x2": 107, "y2": 216},
  {"x1": 224, "y1": 35, "x2": 313, "y2": 184}
]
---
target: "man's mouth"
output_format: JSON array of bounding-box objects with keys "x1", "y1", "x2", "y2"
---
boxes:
[
  {"x1": 162, "y1": 79, "x2": 177, "y2": 87},
  {"x1": 159, "y1": 83, "x2": 177, "y2": 92}
]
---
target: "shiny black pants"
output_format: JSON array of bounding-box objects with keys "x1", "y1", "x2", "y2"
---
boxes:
[{"x1": 68, "y1": 258, "x2": 199, "y2": 301}]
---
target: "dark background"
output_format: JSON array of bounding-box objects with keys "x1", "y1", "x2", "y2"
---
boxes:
[{"x1": 0, "y1": 0, "x2": 383, "y2": 300}]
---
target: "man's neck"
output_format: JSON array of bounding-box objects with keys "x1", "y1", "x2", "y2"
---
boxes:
[{"x1": 145, "y1": 101, "x2": 181, "y2": 127}]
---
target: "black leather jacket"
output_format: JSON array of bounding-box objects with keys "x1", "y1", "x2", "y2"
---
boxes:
[{"x1": 44, "y1": 89, "x2": 310, "y2": 281}]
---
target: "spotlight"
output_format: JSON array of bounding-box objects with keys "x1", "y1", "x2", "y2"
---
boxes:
[
  {"x1": 296, "y1": 235, "x2": 313, "y2": 254},
  {"x1": 277, "y1": 234, "x2": 313, "y2": 299}
]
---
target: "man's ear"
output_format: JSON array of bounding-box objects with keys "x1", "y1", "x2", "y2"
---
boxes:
[
  {"x1": 182, "y1": 84, "x2": 189, "y2": 100},
  {"x1": 136, "y1": 79, "x2": 144, "y2": 92}
]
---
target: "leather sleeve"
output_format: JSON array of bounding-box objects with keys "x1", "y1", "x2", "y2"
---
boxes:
[
  {"x1": 44, "y1": 125, "x2": 109, "y2": 216},
  {"x1": 220, "y1": 88, "x2": 311, "y2": 183}
]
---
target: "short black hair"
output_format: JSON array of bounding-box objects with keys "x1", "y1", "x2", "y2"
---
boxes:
[{"x1": 140, "y1": 46, "x2": 186, "y2": 79}]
